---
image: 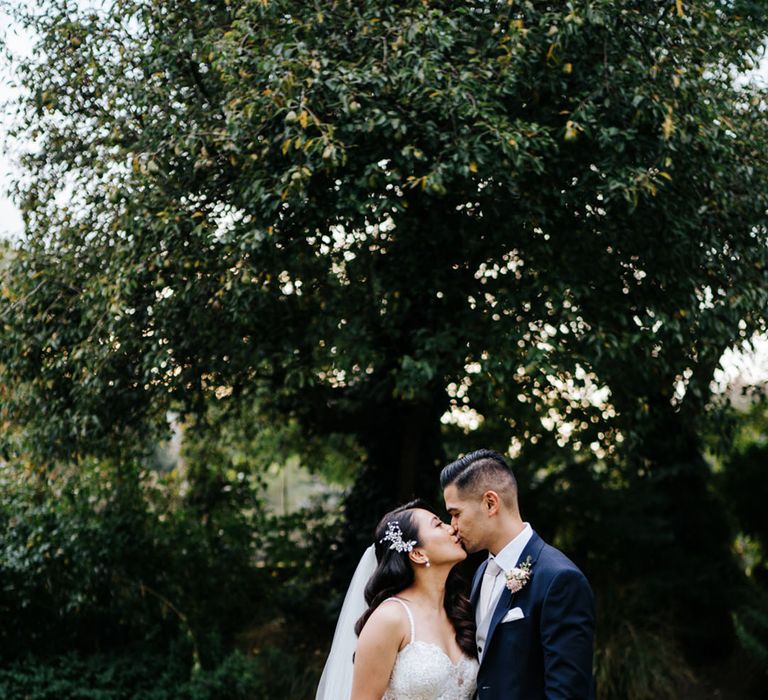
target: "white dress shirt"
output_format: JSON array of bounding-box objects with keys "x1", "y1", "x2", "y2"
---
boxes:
[{"x1": 475, "y1": 523, "x2": 533, "y2": 658}]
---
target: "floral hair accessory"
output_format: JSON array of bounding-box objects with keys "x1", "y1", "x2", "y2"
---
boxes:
[
  {"x1": 505, "y1": 555, "x2": 533, "y2": 594},
  {"x1": 381, "y1": 521, "x2": 417, "y2": 553}
]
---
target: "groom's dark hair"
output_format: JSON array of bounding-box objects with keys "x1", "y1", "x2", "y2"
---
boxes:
[{"x1": 440, "y1": 449, "x2": 518, "y2": 507}]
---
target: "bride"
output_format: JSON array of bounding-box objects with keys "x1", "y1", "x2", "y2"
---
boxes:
[{"x1": 316, "y1": 500, "x2": 478, "y2": 700}]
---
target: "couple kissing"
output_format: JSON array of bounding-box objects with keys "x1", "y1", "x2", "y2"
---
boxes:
[{"x1": 316, "y1": 448, "x2": 595, "y2": 700}]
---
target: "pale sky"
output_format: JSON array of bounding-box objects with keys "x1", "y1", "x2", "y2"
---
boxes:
[
  {"x1": 1, "y1": 10, "x2": 767, "y2": 390},
  {"x1": 0, "y1": 10, "x2": 29, "y2": 240}
]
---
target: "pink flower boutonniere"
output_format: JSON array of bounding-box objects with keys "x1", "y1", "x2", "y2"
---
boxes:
[{"x1": 505, "y1": 555, "x2": 533, "y2": 594}]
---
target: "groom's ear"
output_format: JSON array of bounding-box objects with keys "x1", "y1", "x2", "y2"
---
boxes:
[{"x1": 482, "y1": 490, "x2": 502, "y2": 516}]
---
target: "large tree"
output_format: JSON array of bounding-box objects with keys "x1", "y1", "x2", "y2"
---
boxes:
[{"x1": 2, "y1": 0, "x2": 768, "y2": 679}]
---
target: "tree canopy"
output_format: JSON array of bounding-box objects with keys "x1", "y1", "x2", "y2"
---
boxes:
[{"x1": 3, "y1": 0, "x2": 767, "y2": 473}]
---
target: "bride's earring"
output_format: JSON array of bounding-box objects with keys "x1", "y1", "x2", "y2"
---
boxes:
[{"x1": 425, "y1": 559, "x2": 431, "y2": 568}]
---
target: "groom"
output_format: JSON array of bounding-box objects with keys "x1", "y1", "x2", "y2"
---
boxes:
[{"x1": 441, "y1": 449, "x2": 595, "y2": 700}]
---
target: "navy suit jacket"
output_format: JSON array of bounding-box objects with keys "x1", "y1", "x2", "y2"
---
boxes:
[{"x1": 471, "y1": 531, "x2": 595, "y2": 700}]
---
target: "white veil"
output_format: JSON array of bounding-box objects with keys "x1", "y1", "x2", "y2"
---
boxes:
[{"x1": 315, "y1": 544, "x2": 377, "y2": 700}]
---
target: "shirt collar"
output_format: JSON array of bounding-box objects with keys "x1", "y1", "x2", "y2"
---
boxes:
[{"x1": 489, "y1": 523, "x2": 533, "y2": 572}]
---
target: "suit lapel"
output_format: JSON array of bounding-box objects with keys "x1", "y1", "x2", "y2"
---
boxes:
[
  {"x1": 482, "y1": 531, "x2": 546, "y2": 658},
  {"x1": 470, "y1": 558, "x2": 488, "y2": 610}
]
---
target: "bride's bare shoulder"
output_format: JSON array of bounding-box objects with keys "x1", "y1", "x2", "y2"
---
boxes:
[{"x1": 359, "y1": 599, "x2": 410, "y2": 642}]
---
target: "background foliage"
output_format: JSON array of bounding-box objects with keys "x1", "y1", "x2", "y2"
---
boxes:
[{"x1": 1, "y1": 0, "x2": 768, "y2": 697}]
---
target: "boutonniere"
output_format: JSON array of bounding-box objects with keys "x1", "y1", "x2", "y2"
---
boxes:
[{"x1": 505, "y1": 555, "x2": 533, "y2": 593}]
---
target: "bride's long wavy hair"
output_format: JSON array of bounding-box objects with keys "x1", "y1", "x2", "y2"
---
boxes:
[{"x1": 354, "y1": 499, "x2": 477, "y2": 659}]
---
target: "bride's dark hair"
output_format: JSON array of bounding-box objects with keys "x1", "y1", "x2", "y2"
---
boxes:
[{"x1": 354, "y1": 499, "x2": 477, "y2": 659}]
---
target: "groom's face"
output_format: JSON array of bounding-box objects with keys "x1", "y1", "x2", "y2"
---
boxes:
[{"x1": 443, "y1": 484, "x2": 487, "y2": 554}]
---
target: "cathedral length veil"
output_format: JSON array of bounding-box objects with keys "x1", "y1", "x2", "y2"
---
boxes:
[{"x1": 315, "y1": 544, "x2": 377, "y2": 700}]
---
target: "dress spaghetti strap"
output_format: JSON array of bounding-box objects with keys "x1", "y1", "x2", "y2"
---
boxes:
[{"x1": 384, "y1": 597, "x2": 416, "y2": 644}]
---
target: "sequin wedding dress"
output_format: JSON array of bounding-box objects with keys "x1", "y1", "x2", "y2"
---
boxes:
[{"x1": 381, "y1": 598, "x2": 478, "y2": 700}]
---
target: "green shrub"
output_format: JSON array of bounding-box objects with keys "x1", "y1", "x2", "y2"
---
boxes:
[
  {"x1": 0, "y1": 648, "x2": 284, "y2": 699},
  {"x1": 0, "y1": 647, "x2": 325, "y2": 700},
  {"x1": 0, "y1": 450, "x2": 343, "y2": 699},
  {"x1": 594, "y1": 622, "x2": 694, "y2": 700},
  {"x1": 734, "y1": 603, "x2": 768, "y2": 670},
  {"x1": 0, "y1": 458, "x2": 269, "y2": 664}
]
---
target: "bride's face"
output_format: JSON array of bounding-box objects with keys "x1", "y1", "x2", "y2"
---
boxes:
[{"x1": 410, "y1": 508, "x2": 467, "y2": 567}]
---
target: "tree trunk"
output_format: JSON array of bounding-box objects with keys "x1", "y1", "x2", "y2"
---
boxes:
[{"x1": 331, "y1": 393, "x2": 447, "y2": 589}]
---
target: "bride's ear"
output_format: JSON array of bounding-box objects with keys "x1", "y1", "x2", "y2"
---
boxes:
[{"x1": 409, "y1": 549, "x2": 430, "y2": 567}]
